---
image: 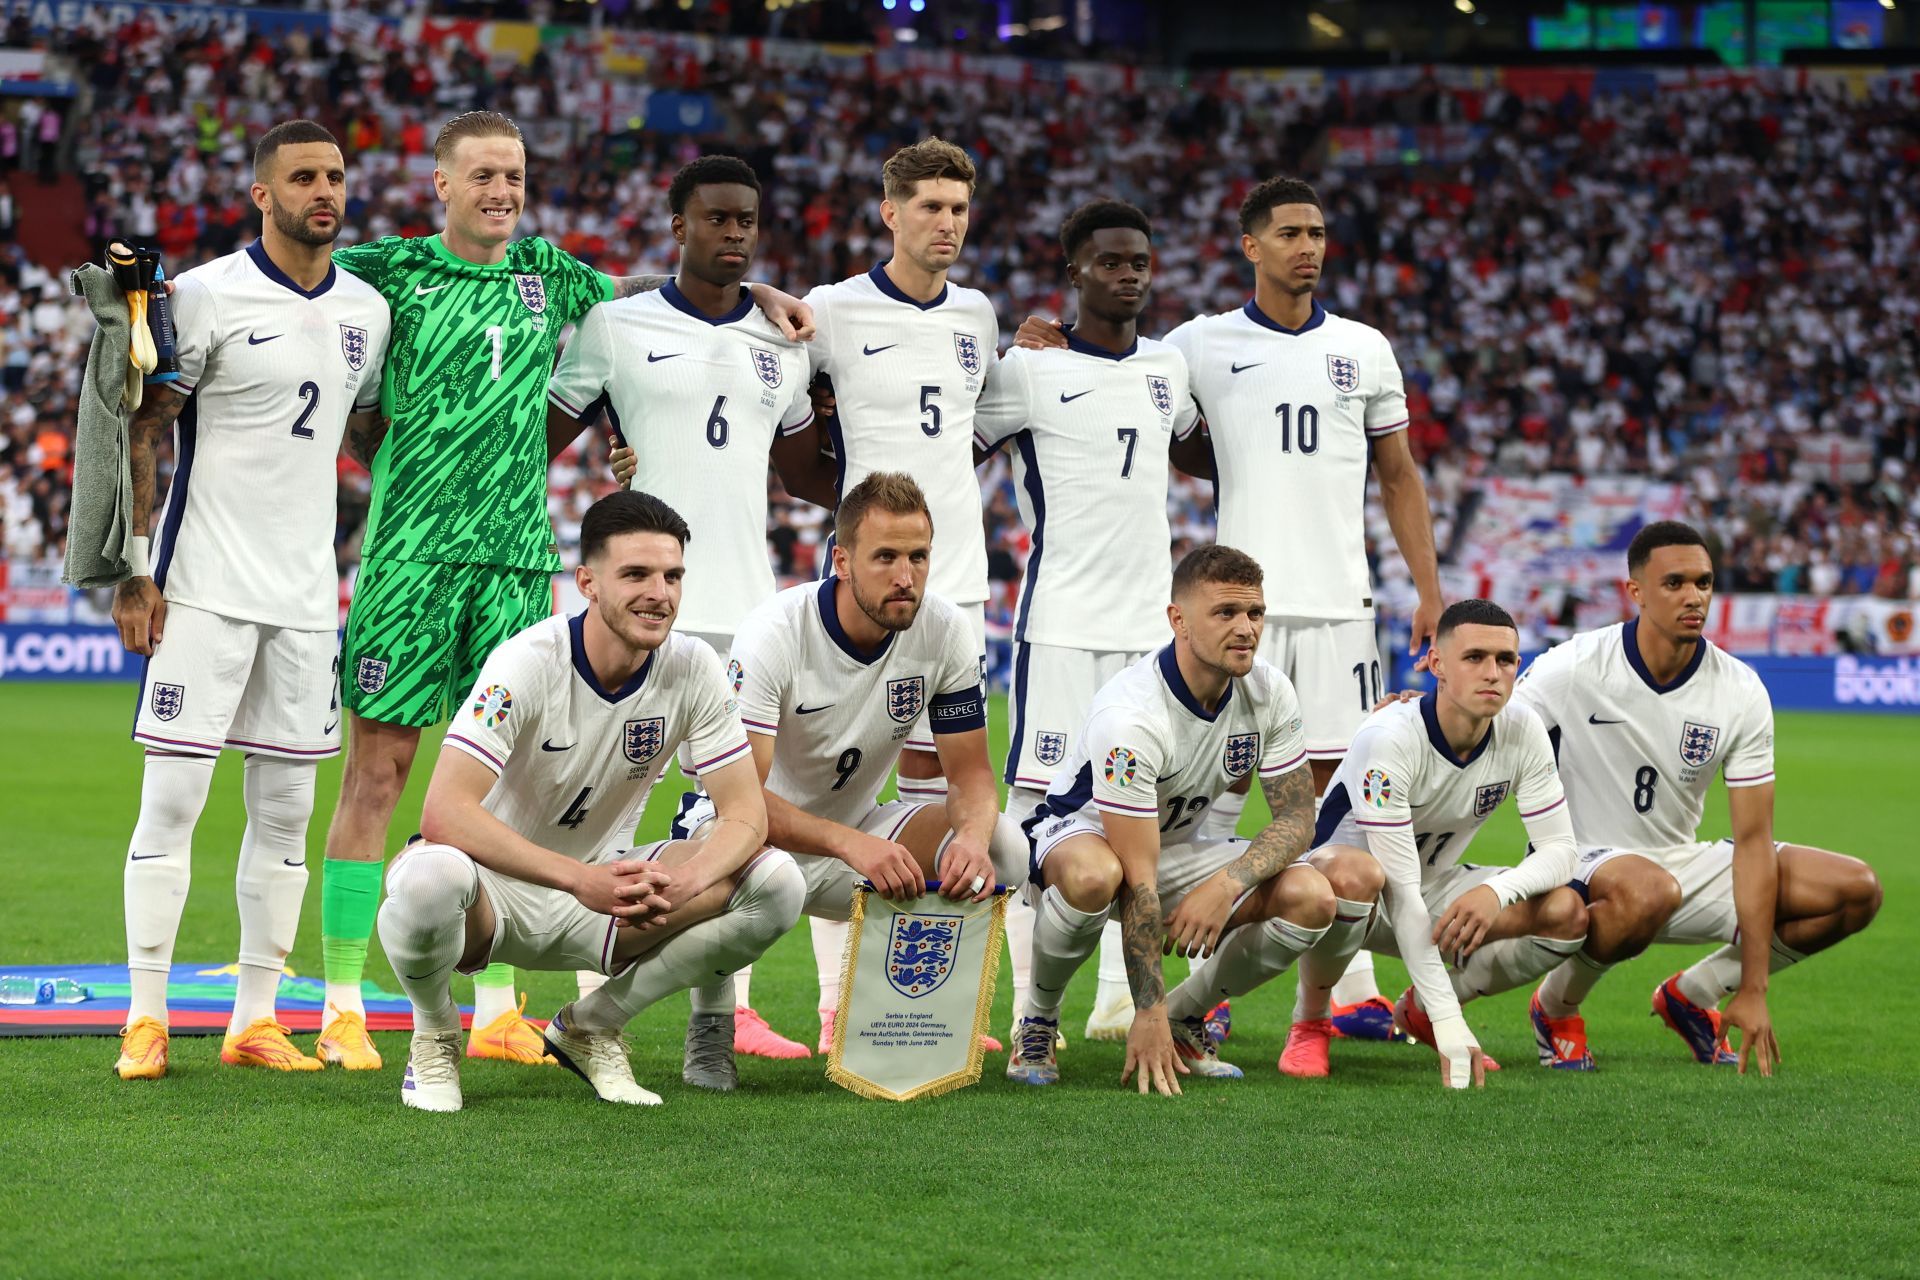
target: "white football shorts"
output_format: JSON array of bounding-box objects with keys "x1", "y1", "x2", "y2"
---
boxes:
[
  {"x1": 1258, "y1": 614, "x2": 1383, "y2": 760},
  {"x1": 132, "y1": 601, "x2": 341, "y2": 759},
  {"x1": 1004, "y1": 641, "x2": 1150, "y2": 792},
  {"x1": 1572, "y1": 839, "x2": 1779, "y2": 947},
  {"x1": 1358, "y1": 862, "x2": 1503, "y2": 956},
  {"x1": 675, "y1": 794, "x2": 937, "y2": 922},
  {"x1": 1027, "y1": 808, "x2": 1264, "y2": 919}
]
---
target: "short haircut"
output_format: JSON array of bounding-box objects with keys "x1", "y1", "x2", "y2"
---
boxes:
[
  {"x1": 1436, "y1": 598, "x2": 1517, "y2": 642},
  {"x1": 1060, "y1": 198, "x2": 1152, "y2": 260},
  {"x1": 1172, "y1": 544, "x2": 1263, "y2": 599},
  {"x1": 1239, "y1": 175, "x2": 1323, "y2": 236},
  {"x1": 668, "y1": 155, "x2": 761, "y2": 216},
  {"x1": 580, "y1": 490, "x2": 690, "y2": 562},
  {"x1": 1627, "y1": 520, "x2": 1710, "y2": 574},
  {"x1": 434, "y1": 111, "x2": 524, "y2": 169},
  {"x1": 835, "y1": 471, "x2": 932, "y2": 549},
  {"x1": 882, "y1": 137, "x2": 976, "y2": 205},
  {"x1": 254, "y1": 119, "x2": 339, "y2": 178}
]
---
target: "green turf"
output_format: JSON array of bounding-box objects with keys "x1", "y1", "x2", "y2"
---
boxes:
[{"x1": 0, "y1": 684, "x2": 1912, "y2": 1279}]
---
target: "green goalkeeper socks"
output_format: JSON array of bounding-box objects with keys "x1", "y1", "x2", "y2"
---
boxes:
[{"x1": 321, "y1": 857, "x2": 385, "y2": 1016}]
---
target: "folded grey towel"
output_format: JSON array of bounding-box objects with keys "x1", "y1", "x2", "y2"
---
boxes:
[{"x1": 61, "y1": 263, "x2": 138, "y2": 590}]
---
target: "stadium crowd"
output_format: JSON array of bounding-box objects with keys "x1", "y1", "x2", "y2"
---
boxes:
[{"x1": 5, "y1": 14, "x2": 1919, "y2": 625}]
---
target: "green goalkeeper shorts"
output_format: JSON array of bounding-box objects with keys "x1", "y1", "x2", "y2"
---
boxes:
[{"x1": 341, "y1": 558, "x2": 553, "y2": 727}]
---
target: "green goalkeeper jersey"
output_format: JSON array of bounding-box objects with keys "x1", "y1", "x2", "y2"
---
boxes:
[{"x1": 335, "y1": 233, "x2": 614, "y2": 572}]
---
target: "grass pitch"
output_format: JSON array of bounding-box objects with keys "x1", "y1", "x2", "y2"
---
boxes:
[{"x1": 0, "y1": 683, "x2": 1913, "y2": 1279}]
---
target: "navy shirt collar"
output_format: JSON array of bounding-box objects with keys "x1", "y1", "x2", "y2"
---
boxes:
[
  {"x1": 1420, "y1": 692, "x2": 1494, "y2": 769},
  {"x1": 868, "y1": 261, "x2": 947, "y2": 311},
  {"x1": 662, "y1": 278, "x2": 754, "y2": 325},
  {"x1": 816, "y1": 576, "x2": 893, "y2": 665},
  {"x1": 246, "y1": 239, "x2": 335, "y2": 299},
  {"x1": 1157, "y1": 644, "x2": 1232, "y2": 722},
  {"x1": 569, "y1": 611, "x2": 654, "y2": 703},
  {"x1": 1063, "y1": 325, "x2": 1138, "y2": 361},
  {"x1": 1241, "y1": 297, "x2": 1325, "y2": 335},
  {"x1": 1621, "y1": 618, "x2": 1705, "y2": 694}
]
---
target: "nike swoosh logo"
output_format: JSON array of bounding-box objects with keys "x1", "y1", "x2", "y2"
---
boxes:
[
  {"x1": 129, "y1": 852, "x2": 167, "y2": 861},
  {"x1": 862, "y1": 343, "x2": 897, "y2": 356},
  {"x1": 247, "y1": 333, "x2": 280, "y2": 345},
  {"x1": 324, "y1": 719, "x2": 340, "y2": 735},
  {"x1": 795, "y1": 703, "x2": 834, "y2": 715},
  {"x1": 414, "y1": 284, "x2": 452, "y2": 296},
  {"x1": 542, "y1": 739, "x2": 574, "y2": 751},
  {"x1": 647, "y1": 352, "x2": 684, "y2": 363},
  {"x1": 1059, "y1": 390, "x2": 1093, "y2": 403},
  {"x1": 1230, "y1": 362, "x2": 1263, "y2": 374},
  {"x1": 1587, "y1": 714, "x2": 1625, "y2": 725},
  {"x1": 283, "y1": 859, "x2": 306, "y2": 868}
]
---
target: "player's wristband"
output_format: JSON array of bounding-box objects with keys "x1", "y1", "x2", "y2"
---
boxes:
[{"x1": 126, "y1": 535, "x2": 151, "y2": 579}]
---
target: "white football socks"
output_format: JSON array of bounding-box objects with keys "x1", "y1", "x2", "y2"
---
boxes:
[
  {"x1": 894, "y1": 768, "x2": 949, "y2": 807},
  {"x1": 1169, "y1": 915, "x2": 1328, "y2": 1022},
  {"x1": 1025, "y1": 884, "x2": 1108, "y2": 1022},
  {"x1": 124, "y1": 752, "x2": 218, "y2": 1026},
  {"x1": 377, "y1": 844, "x2": 478, "y2": 1035},
  {"x1": 1450, "y1": 933, "x2": 1587, "y2": 1005},
  {"x1": 1293, "y1": 897, "x2": 1374, "y2": 1022},
  {"x1": 811, "y1": 916, "x2": 849, "y2": 1014},
  {"x1": 1536, "y1": 949, "x2": 1613, "y2": 1017},
  {"x1": 1677, "y1": 934, "x2": 1807, "y2": 1008},
  {"x1": 1329, "y1": 948, "x2": 1384, "y2": 1007},
  {"x1": 573, "y1": 852, "x2": 805, "y2": 1035},
  {"x1": 229, "y1": 755, "x2": 315, "y2": 1032}
]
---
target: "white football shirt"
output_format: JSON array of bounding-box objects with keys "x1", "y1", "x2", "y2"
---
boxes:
[
  {"x1": 1165, "y1": 300, "x2": 1408, "y2": 621},
  {"x1": 1316, "y1": 694, "x2": 1576, "y2": 1028},
  {"x1": 547, "y1": 281, "x2": 814, "y2": 635},
  {"x1": 442, "y1": 614, "x2": 750, "y2": 860},
  {"x1": 973, "y1": 331, "x2": 1197, "y2": 653},
  {"x1": 1513, "y1": 620, "x2": 1776, "y2": 856},
  {"x1": 158, "y1": 242, "x2": 390, "y2": 630},
  {"x1": 1034, "y1": 647, "x2": 1308, "y2": 842},
  {"x1": 805, "y1": 265, "x2": 999, "y2": 606},
  {"x1": 729, "y1": 578, "x2": 986, "y2": 828}
]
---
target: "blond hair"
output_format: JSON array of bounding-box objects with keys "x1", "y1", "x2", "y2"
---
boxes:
[
  {"x1": 434, "y1": 111, "x2": 524, "y2": 169},
  {"x1": 882, "y1": 137, "x2": 976, "y2": 205},
  {"x1": 835, "y1": 471, "x2": 933, "y2": 548}
]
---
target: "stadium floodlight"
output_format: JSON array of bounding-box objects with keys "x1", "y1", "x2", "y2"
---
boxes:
[{"x1": 1455, "y1": 0, "x2": 1475, "y2": 12}]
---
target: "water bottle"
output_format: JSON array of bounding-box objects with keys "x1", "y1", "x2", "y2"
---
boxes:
[
  {"x1": 42, "y1": 978, "x2": 93, "y2": 1004},
  {"x1": 0, "y1": 975, "x2": 37, "y2": 1006}
]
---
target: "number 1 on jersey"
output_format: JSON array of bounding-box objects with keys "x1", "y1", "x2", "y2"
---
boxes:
[{"x1": 485, "y1": 325, "x2": 503, "y2": 381}]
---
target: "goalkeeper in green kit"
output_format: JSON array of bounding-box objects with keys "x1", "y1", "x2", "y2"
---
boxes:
[{"x1": 313, "y1": 112, "x2": 812, "y2": 1068}]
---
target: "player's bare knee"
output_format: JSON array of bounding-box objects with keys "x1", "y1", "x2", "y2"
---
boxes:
[
  {"x1": 1316, "y1": 846, "x2": 1383, "y2": 903},
  {"x1": 1275, "y1": 864, "x2": 1336, "y2": 930},
  {"x1": 1051, "y1": 852, "x2": 1123, "y2": 912},
  {"x1": 1841, "y1": 857, "x2": 1883, "y2": 931},
  {"x1": 1535, "y1": 887, "x2": 1589, "y2": 941}
]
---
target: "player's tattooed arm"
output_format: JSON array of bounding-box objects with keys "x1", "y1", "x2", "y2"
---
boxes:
[
  {"x1": 609, "y1": 274, "x2": 669, "y2": 299},
  {"x1": 112, "y1": 384, "x2": 187, "y2": 655},
  {"x1": 1118, "y1": 880, "x2": 1167, "y2": 1011},
  {"x1": 343, "y1": 410, "x2": 390, "y2": 468},
  {"x1": 1223, "y1": 764, "x2": 1317, "y2": 892}
]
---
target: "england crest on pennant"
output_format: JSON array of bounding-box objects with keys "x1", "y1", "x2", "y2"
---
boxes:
[
  {"x1": 1034, "y1": 731, "x2": 1066, "y2": 767},
  {"x1": 513, "y1": 273, "x2": 547, "y2": 315},
  {"x1": 750, "y1": 347, "x2": 783, "y2": 389},
  {"x1": 953, "y1": 332, "x2": 982, "y2": 376},
  {"x1": 339, "y1": 324, "x2": 368, "y2": 372},
  {"x1": 1223, "y1": 732, "x2": 1259, "y2": 779},
  {"x1": 886, "y1": 913, "x2": 960, "y2": 998},
  {"x1": 1327, "y1": 354, "x2": 1359, "y2": 393},
  {"x1": 149, "y1": 683, "x2": 184, "y2": 722},
  {"x1": 1679, "y1": 722, "x2": 1720, "y2": 768},
  {"x1": 887, "y1": 676, "x2": 925, "y2": 724},
  {"x1": 624, "y1": 717, "x2": 666, "y2": 766},
  {"x1": 1475, "y1": 781, "x2": 1511, "y2": 817},
  {"x1": 1146, "y1": 374, "x2": 1173, "y2": 416},
  {"x1": 356, "y1": 658, "x2": 388, "y2": 695}
]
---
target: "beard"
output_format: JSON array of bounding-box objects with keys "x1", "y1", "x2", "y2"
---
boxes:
[
  {"x1": 849, "y1": 574, "x2": 920, "y2": 633},
  {"x1": 270, "y1": 197, "x2": 339, "y2": 247}
]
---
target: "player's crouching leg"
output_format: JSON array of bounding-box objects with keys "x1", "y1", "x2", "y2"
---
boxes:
[
  {"x1": 378, "y1": 842, "x2": 483, "y2": 1113},
  {"x1": 548, "y1": 850, "x2": 807, "y2": 1103}
]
